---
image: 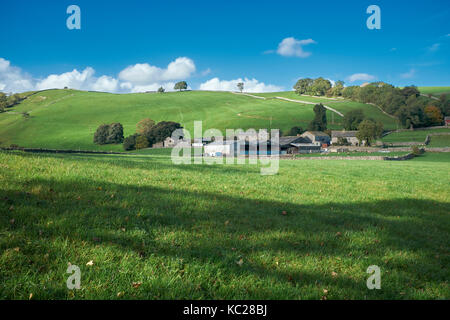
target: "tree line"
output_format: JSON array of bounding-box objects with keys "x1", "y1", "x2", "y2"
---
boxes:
[
  {"x1": 0, "y1": 92, "x2": 23, "y2": 112},
  {"x1": 93, "y1": 119, "x2": 182, "y2": 151},
  {"x1": 294, "y1": 78, "x2": 449, "y2": 128},
  {"x1": 286, "y1": 103, "x2": 384, "y2": 146}
]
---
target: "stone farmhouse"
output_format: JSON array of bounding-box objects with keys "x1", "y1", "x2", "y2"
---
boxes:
[{"x1": 331, "y1": 131, "x2": 360, "y2": 146}]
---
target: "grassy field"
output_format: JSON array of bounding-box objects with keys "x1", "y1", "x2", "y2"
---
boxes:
[
  {"x1": 326, "y1": 101, "x2": 399, "y2": 129},
  {"x1": 0, "y1": 89, "x2": 399, "y2": 151},
  {"x1": 0, "y1": 150, "x2": 449, "y2": 300},
  {"x1": 418, "y1": 87, "x2": 450, "y2": 98},
  {"x1": 382, "y1": 128, "x2": 450, "y2": 144},
  {"x1": 252, "y1": 91, "x2": 339, "y2": 103},
  {"x1": 294, "y1": 151, "x2": 410, "y2": 158},
  {"x1": 428, "y1": 135, "x2": 450, "y2": 148}
]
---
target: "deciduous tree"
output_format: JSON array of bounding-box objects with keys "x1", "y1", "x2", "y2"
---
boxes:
[
  {"x1": 343, "y1": 109, "x2": 365, "y2": 130},
  {"x1": 307, "y1": 104, "x2": 327, "y2": 131},
  {"x1": 356, "y1": 119, "x2": 383, "y2": 146},
  {"x1": 174, "y1": 81, "x2": 188, "y2": 91},
  {"x1": 424, "y1": 105, "x2": 443, "y2": 126}
]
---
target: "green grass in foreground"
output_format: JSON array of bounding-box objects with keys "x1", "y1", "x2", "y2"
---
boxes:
[
  {"x1": 382, "y1": 128, "x2": 450, "y2": 143},
  {"x1": 0, "y1": 151, "x2": 449, "y2": 299}
]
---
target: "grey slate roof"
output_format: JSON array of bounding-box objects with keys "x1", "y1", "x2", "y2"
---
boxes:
[
  {"x1": 279, "y1": 136, "x2": 308, "y2": 146},
  {"x1": 331, "y1": 131, "x2": 358, "y2": 138},
  {"x1": 304, "y1": 131, "x2": 330, "y2": 137}
]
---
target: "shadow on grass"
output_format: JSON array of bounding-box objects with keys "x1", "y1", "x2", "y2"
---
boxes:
[
  {"x1": 8, "y1": 150, "x2": 264, "y2": 175},
  {"x1": 1, "y1": 169, "x2": 448, "y2": 299}
]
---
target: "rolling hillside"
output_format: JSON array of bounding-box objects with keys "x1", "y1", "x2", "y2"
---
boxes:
[
  {"x1": 1, "y1": 89, "x2": 400, "y2": 151},
  {"x1": 418, "y1": 86, "x2": 450, "y2": 98}
]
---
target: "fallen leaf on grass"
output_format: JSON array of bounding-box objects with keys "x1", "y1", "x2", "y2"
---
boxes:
[
  {"x1": 331, "y1": 271, "x2": 338, "y2": 277},
  {"x1": 86, "y1": 260, "x2": 94, "y2": 266},
  {"x1": 236, "y1": 258, "x2": 244, "y2": 266},
  {"x1": 132, "y1": 282, "x2": 142, "y2": 289},
  {"x1": 29, "y1": 293, "x2": 33, "y2": 300}
]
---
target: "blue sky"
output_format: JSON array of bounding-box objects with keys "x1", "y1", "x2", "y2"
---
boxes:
[{"x1": 0, "y1": 0, "x2": 449, "y2": 93}]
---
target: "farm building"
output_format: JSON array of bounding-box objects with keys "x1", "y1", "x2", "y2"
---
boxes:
[
  {"x1": 204, "y1": 141, "x2": 240, "y2": 156},
  {"x1": 279, "y1": 135, "x2": 323, "y2": 154},
  {"x1": 204, "y1": 139, "x2": 281, "y2": 156},
  {"x1": 331, "y1": 131, "x2": 360, "y2": 146},
  {"x1": 153, "y1": 135, "x2": 190, "y2": 148},
  {"x1": 279, "y1": 136, "x2": 309, "y2": 154},
  {"x1": 290, "y1": 143, "x2": 321, "y2": 153},
  {"x1": 445, "y1": 116, "x2": 450, "y2": 126},
  {"x1": 301, "y1": 131, "x2": 331, "y2": 146}
]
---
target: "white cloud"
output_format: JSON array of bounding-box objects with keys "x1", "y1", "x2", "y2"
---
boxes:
[
  {"x1": 201, "y1": 68, "x2": 212, "y2": 76},
  {"x1": 0, "y1": 58, "x2": 10, "y2": 72},
  {"x1": 118, "y1": 57, "x2": 195, "y2": 84},
  {"x1": 118, "y1": 63, "x2": 161, "y2": 85},
  {"x1": 276, "y1": 37, "x2": 316, "y2": 58},
  {"x1": 0, "y1": 58, "x2": 34, "y2": 93},
  {"x1": 199, "y1": 77, "x2": 282, "y2": 93},
  {"x1": 92, "y1": 75, "x2": 119, "y2": 92},
  {"x1": 163, "y1": 57, "x2": 196, "y2": 80},
  {"x1": 131, "y1": 82, "x2": 179, "y2": 93},
  {"x1": 36, "y1": 67, "x2": 95, "y2": 91},
  {"x1": 347, "y1": 73, "x2": 376, "y2": 82},
  {"x1": 0, "y1": 57, "x2": 198, "y2": 93},
  {"x1": 400, "y1": 69, "x2": 416, "y2": 79},
  {"x1": 427, "y1": 43, "x2": 440, "y2": 52}
]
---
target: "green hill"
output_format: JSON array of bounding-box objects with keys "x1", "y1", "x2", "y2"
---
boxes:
[
  {"x1": 0, "y1": 89, "x2": 399, "y2": 151},
  {"x1": 418, "y1": 86, "x2": 450, "y2": 98}
]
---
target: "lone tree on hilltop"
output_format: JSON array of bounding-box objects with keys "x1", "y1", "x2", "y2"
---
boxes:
[
  {"x1": 174, "y1": 81, "x2": 188, "y2": 92},
  {"x1": 237, "y1": 82, "x2": 244, "y2": 93}
]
